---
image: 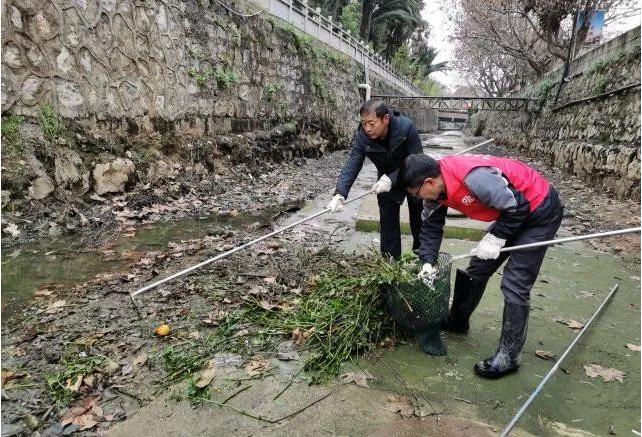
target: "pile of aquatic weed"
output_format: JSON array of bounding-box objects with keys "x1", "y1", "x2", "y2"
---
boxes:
[{"x1": 247, "y1": 250, "x2": 426, "y2": 381}]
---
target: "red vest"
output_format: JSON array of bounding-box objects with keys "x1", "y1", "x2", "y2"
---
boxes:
[{"x1": 438, "y1": 155, "x2": 550, "y2": 222}]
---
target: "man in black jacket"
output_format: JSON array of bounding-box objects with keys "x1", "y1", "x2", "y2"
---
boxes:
[{"x1": 327, "y1": 99, "x2": 424, "y2": 259}]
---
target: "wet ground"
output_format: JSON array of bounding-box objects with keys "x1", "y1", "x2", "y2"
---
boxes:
[{"x1": 2, "y1": 132, "x2": 639, "y2": 436}]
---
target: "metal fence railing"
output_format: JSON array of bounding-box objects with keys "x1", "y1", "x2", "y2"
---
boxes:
[{"x1": 252, "y1": 0, "x2": 424, "y2": 96}]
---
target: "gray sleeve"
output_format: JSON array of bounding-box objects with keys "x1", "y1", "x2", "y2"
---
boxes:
[{"x1": 464, "y1": 167, "x2": 517, "y2": 211}]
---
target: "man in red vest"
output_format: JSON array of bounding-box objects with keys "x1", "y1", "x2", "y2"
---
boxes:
[{"x1": 401, "y1": 153, "x2": 564, "y2": 379}]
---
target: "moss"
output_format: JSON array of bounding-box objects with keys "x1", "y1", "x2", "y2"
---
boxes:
[{"x1": 594, "y1": 76, "x2": 609, "y2": 94}]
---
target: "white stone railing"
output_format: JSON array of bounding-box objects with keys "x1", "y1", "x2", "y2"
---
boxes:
[{"x1": 252, "y1": 0, "x2": 424, "y2": 96}]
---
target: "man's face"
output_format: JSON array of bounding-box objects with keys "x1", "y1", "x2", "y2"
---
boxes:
[
  {"x1": 408, "y1": 176, "x2": 444, "y2": 201},
  {"x1": 360, "y1": 111, "x2": 389, "y2": 140}
]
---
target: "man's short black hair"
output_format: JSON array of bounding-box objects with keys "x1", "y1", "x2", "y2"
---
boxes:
[
  {"x1": 401, "y1": 154, "x2": 441, "y2": 188},
  {"x1": 359, "y1": 99, "x2": 390, "y2": 118}
]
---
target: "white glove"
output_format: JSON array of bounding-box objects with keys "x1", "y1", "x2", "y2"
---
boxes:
[
  {"x1": 417, "y1": 263, "x2": 437, "y2": 284},
  {"x1": 475, "y1": 233, "x2": 507, "y2": 260},
  {"x1": 372, "y1": 174, "x2": 392, "y2": 194},
  {"x1": 327, "y1": 194, "x2": 345, "y2": 212}
]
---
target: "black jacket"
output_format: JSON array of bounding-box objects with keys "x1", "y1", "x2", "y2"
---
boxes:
[{"x1": 334, "y1": 114, "x2": 423, "y2": 203}]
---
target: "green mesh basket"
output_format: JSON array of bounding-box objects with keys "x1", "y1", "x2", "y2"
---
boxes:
[
  {"x1": 382, "y1": 253, "x2": 452, "y2": 331},
  {"x1": 382, "y1": 253, "x2": 452, "y2": 355}
]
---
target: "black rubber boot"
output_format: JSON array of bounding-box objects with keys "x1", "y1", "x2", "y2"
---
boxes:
[
  {"x1": 474, "y1": 302, "x2": 530, "y2": 379},
  {"x1": 418, "y1": 327, "x2": 447, "y2": 356},
  {"x1": 442, "y1": 269, "x2": 488, "y2": 334}
]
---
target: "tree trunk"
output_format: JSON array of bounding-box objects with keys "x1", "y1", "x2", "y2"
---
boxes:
[{"x1": 360, "y1": 0, "x2": 374, "y2": 41}]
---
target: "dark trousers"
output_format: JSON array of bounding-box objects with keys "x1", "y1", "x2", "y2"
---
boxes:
[
  {"x1": 378, "y1": 194, "x2": 423, "y2": 259},
  {"x1": 466, "y1": 194, "x2": 564, "y2": 305}
]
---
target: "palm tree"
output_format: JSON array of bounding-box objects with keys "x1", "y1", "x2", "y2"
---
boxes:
[{"x1": 360, "y1": 0, "x2": 423, "y2": 49}]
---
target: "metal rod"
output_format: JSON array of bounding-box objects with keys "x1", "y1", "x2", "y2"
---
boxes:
[
  {"x1": 130, "y1": 191, "x2": 370, "y2": 297},
  {"x1": 451, "y1": 227, "x2": 641, "y2": 262},
  {"x1": 130, "y1": 137, "x2": 495, "y2": 298},
  {"x1": 500, "y1": 283, "x2": 620, "y2": 436},
  {"x1": 453, "y1": 138, "x2": 494, "y2": 155}
]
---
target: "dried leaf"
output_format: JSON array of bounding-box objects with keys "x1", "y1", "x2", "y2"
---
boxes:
[
  {"x1": 384, "y1": 395, "x2": 414, "y2": 418},
  {"x1": 196, "y1": 363, "x2": 217, "y2": 388},
  {"x1": 291, "y1": 327, "x2": 315, "y2": 346},
  {"x1": 133, "y1": 353, "x2": 148, "y2": 366},
  {"x1": 35, "y1": 283, "x2": 64, "y2": 296},
  {"x1": 245, "y1": 358, "x2": 270, "y2": 377},
  {"x1": 574, "y1": 290, "x2": 595, "y2": 299},
  {"x1": 339, "y1": 370, "x2": 374, "y2": 388},
  {"x1": 1, "y1": 371, "x2": 27, "y2": 385},
  {"x1": 556, "y1": 318, "x2": 584, "y2": 330},
  {"x1": 259, "y1": 300, "x2": 278, "y2": 311},
  {"x1": 249, "y1": 285, "x2": 268, "y2": 295},
  {"x1": 584, "y1": 364, "x2": 626, "y2": 382},
  {"x1": 83, "y1": 375, "x2": 95, "y2": 388},
  {"x1": 3, "y1": 223, "x2": 21, "y2": 237},
  {"x1": 535, "y1": 350, "x2": 556, "y2": 360},
  {"x1": 65, "y1": 374, "x2": 83, "y2": 392},
  {"x1": 625, "y1": 343, "x2": 641, "y2": 352}
]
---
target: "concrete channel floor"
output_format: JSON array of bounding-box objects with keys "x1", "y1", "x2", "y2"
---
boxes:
[{"x1": 109, "y1": 133, "x2": 640, "y2": 436}]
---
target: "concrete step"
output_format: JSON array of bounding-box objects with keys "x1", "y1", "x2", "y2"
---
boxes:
[{"x1": 355, "y1": 197, "x2": 488, "y2": 241}]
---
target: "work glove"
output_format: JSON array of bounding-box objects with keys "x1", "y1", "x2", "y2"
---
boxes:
[
  {"x1": 474, "y1": 233, "x2": 507, "y2": 260},
  {"x1": 372, "y1": 174, "x2": 392, "y2": 194},
  {"x1": 417, "y1": 263, "x2": 437, "y2": 285},
  {"x1": 327, "y1": 194, "x2": 345, "y2": 212}
]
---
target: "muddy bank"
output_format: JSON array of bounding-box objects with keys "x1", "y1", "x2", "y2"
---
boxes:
[{"x1": 1, "y1": 117, "x2": 347, "y2": 248}]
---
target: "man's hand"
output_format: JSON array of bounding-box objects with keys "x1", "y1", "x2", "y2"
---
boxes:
[
  {"x1": 327, "y1": 194, "x2": 345, "y2": 212},
  {"x1": 417, "y1": 263, "x2": 437, "y2": 284},
  {"x1": 372, "y1": 174, "x2": 392, "y2": 194},
  {"x1": 475, "y1": 233, "x2": 506, "y2": 260}
]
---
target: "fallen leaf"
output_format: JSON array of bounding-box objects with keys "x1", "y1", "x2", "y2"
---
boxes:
[
  {"x1": 259, "y1": 300, "x2": 278, "y2": 311},
  {"x1": 574, "y1": 290, "x2": 595, "y2": 299},
  {"x1": 35, "y1": 283, "x2": 65, "y2": 297},
  {"x1": 626, "y1": 344, "x2": 641, "y2": 352},
  {"x1": 81, "y1": 374, "x2": 96, "y2": 389},
  {"x1": 133, "y1": 353, "x2": 148, "y2": 366},
  {"x1": 556, "y1": 318, "x2": 584, "y2": 330},
  {"x1": 340, "y1": 370, "x2": 374, "y2": 388},
  {"x1": 291, "y1": 327, "x2": 315, "y2": 346},
  {"x1": 234, "y1": 328, "x2": 249, "y2": 337},
  {"x1": 1, "y1": 371, "x2": 27, "y2": 385},
  {"x1": 384, "y1": 395, "x2": 414, "y2": 418},
  {"x1": 46, "y1": 299, "x2": 66, "y2": 314},
  {"x1": 584, "y1": 364, "x2": 626, "y2": 382},
  {"x1": 3, "y1": 223, "x2": 21, "y2": 237},
  {"x1": 245, "y1": 358, "x2": 270, "y2": 377},
  {"x1": 249, "y1": 285, "x2": 268, "y2": 295},
  {"x1": 196, "y1": 362, "x2": 217, "y2": 388},
  {"x1": 535, "y1": 350, "x2": 556, "y2": 360},
  {"x1": 65, "y1": 374, "x2": 83, "y2": 392}
]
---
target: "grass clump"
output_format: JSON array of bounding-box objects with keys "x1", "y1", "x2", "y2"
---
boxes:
[
  {"x1": 161, "y1": 345, "x2": 206, "y2": 385},
  {"x1": 44, "y1": 354, "x2": 106, "y2": 408},
  {"x1": 40, "y1": 103, "x2": 62, "y2": 140},
  {"x1": 250, "y1": 251, "x2": 427, "y2": 382},
  {"x1": 1, "y1": 115, "x2": 24, "y2": 147}
]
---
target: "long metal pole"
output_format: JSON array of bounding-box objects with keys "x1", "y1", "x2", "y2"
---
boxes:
[
  {"x1": 130, "y1": 137, "x2": 496, "y2": 298},
  {"x1": 130, "y1": 192, "x2": 370, "y2": 298},
  {"x1": 500, "y1": 283, "x2": 621, "y2": 436},
  {"x1": 450, "y1": 227, "x2": 642, "y2": 262}
]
